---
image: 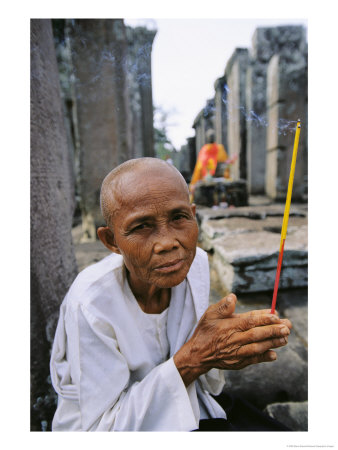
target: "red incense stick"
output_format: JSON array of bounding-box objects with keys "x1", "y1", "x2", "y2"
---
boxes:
[{"x1": 271, "y1": 120, "x2": 301, "y2": 314}]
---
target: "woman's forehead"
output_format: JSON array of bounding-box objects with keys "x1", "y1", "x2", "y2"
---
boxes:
[{"x1": 117, "y1": 169, "x2": 189, "y2": 204}]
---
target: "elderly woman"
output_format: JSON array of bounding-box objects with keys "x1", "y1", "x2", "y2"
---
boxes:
[{"x1": 50, "y1": 158, "x2": 291, "y2": 431}]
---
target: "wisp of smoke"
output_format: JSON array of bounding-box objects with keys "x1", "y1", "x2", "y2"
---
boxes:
[{"x1": 222, "y1": 84, "x2": 297, "y2": 136}]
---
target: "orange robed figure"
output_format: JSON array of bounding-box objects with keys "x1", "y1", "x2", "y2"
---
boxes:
[{"x1": 190, "y1": 130, "x2": 229, "y2": 196}]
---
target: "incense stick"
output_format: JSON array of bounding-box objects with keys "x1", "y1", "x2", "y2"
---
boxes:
[{"x1": 271, "y1": 119, "x2": 301, "y2": 314}]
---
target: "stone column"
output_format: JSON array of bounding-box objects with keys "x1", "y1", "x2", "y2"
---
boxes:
[
  {"x1": 69, "y1": 19, "x2": 133, "y2": 240},
  {"x1": 193, "y1": 109, "x2": 205, "y2": 158},
  {"x1": 193, "y1": 98, "x2": 216, "y2": 157},
  {"x1": 225, "y1": 48, "x2": 249, "y2": 180},
  {"x1": 214, "y1": 76, "x2": 228, "y2": 148},
  {"x1": 246, "y1": 34, "x2": 270, "y2": 194},
  {"x1": 265, "y1": 28, "x2": 308, "y2": 201},
  {"x1": 187, "y1": 136, "x2": 196, "y2": 177},
  {"x1": 246, "y1": 26, "x2": 307, "y2": 196},
  {"x1": 31, "y1": 19, "x2": 78, "y2": 430},
  {"x1": 126, "y1": 26, "x2": 156, "y2": 158}
]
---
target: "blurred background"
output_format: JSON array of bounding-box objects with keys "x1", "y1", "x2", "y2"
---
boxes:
[{"x1": 31, "y1": 18, "x2": 308, "y2": 431}]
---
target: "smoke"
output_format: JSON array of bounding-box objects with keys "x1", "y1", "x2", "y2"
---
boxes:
[
  {"x1": 222, "y1": 84, "x2": 298, "y2": 136},
  {"x1": 202, "y1": 100, "x2": 216, "y2": 118},
  {"x1": 128, "y1": 41, "x2": 153, "y2": 86},
  {"x1": 74, "y1": 42, "x2": 152, "y2": 90}
]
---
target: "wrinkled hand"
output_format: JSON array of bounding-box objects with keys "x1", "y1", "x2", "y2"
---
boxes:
[{"x1": 174, "y1": 293, "x2": 292, "y2": 386}]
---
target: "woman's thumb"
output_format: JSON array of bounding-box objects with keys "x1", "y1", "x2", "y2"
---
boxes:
[{"x1": 216, "y1": 293, "x2": 237, "y2": 317}]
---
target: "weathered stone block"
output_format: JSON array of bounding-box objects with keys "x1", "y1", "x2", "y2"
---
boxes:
[
  {"x1": 223, "y1": 344, "x2": 308, "y2": 409},
  {"x1": 264, "y1": 401, "x2": 308, "y2": 431},
  {"x1": 197, "y1": 205, "x2": 307, "y2": 294},
  {"x1": 213, "y1": 227, "x2": 307, "y2": 294}
]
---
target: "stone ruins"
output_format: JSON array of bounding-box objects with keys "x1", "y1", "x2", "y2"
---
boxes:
[{"x1": 180, "y1": 25, "x2": 308, "y2": 203}]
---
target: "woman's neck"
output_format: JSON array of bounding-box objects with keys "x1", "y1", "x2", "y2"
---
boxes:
[{"x1": 127, "y1": 271, "x2": 171, "y2": 314}]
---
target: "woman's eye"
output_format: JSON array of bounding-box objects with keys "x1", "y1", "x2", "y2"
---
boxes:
[
  {"x1": 173, "y1": 214, "x2": 186, "y2": 221},
  {"x1": 132, "y1": 223, "x2": 149, "y2": 231}
]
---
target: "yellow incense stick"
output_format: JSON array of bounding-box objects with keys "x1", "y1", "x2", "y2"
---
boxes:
[
  {"x1": 279, "y1": 120, "x2": 301, "y2": 250},
  {"x1": 271, "y1": 119, "x2": 301, "y2": 314}
]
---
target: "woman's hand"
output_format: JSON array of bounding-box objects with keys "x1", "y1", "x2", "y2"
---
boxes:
[{"x1": 173, "y1": 293, "x2": 292, "y2": 386}]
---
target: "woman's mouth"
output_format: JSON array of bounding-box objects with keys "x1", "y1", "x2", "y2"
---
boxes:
[{"x1": 154, "y1": 259, "x2": 184, "y2": 273}]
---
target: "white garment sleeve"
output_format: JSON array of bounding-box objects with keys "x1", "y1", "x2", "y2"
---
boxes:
[
  {"x1": 54, "y1": 303, "x2": 200, "y2": 431},
  {"x1": 199, "y1": 368, "x2": 225, "y2": 396}
]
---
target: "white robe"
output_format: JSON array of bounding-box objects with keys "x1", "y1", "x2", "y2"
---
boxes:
[{"x1": 50, "y1": 247, "x2": 226, "y2": 431}]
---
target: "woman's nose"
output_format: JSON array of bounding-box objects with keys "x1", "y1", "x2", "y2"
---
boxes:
[{"x1": 153, "y1": 228, "x2": 179, "y2": 253}]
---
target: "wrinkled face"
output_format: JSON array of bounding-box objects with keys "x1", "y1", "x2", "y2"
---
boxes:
[{"x1": 111, "y1": 168, "x2": 199, "y2": 290}]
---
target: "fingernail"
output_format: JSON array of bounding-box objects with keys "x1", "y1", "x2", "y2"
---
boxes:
[
  {"x1": 280, "y1": 326, "x2": 290, "y2": 335},
  {"x1": 270, "y1": 315, "x2": 280, "y2": 322},
  {"x1": 280, "y1": 337, "x2": 288, "y2": 344},
  {"x1": 270, "y1": 353, "x2": 277, "y2": 360}
]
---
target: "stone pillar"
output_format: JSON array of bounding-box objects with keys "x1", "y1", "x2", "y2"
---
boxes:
[
  {"x1": 31, "y1": 19, "x2": 78, "y2": 430},
  {"x1": 265, "y1": 28, "x2": 308, "y2": 201},
  {"x1": 193, "y1": 109, "x2": 205, "y2": 158},
  {"x1": 69, "y1": 19, "x2": 133, "y2": 240},
  {"x1": 187, "y1": 136, "x2": 196, "y2": 177},
  {"x1": 246, "y1": 35, "x2": 270, "y2": 194},
  {"x1": 225, "y1": 48, "x2": 249, "y2": 180},
  {"x1": 214, "y1": 76, "x2": 228, "y2": 148},
  {"x1": 246, "y1": 26, "x2": 307, "y2": 196},
  {"x1": 193, "y1": 98, "x2": 216, "y2": 157},
  {"x1": 176, "y1": 143, "x2": 190, "y2": 177},
  {"x1": 126, "y1": 26, "x2": 156, "y2": 158}
]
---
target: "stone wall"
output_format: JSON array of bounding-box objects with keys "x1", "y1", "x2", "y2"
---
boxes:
[{"x1": 31, "y1": 19, "x2": 78, "y2": 430}]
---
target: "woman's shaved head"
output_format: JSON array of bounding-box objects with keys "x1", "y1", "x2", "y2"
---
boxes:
[{"x1": 100, "y1": 158, "x2": 189, "y2": 229}]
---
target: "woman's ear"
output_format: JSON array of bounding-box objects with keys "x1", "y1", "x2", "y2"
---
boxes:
[
  {"x1": 191, "y1": 203, "x2": 196, "y2": 217},
  {"x1": 97, "y1": 227, "x2": 121, "y2": 254}
]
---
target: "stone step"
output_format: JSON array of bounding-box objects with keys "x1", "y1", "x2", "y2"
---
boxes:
[{"x1": 198, "y1": 208, "x2": 307, "y2": 294}]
